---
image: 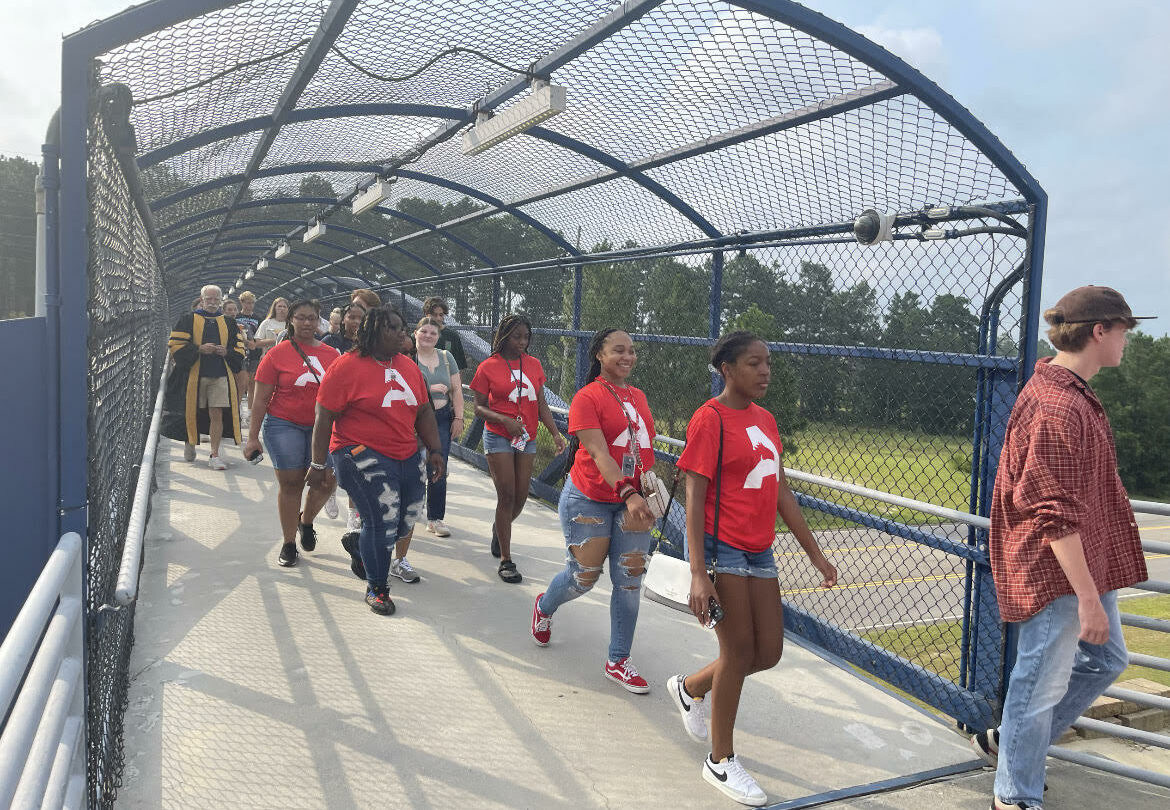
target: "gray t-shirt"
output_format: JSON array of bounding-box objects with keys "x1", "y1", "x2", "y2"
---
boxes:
[{"x1": 414, "y1": 349, "x2": 459, "y2": 410}]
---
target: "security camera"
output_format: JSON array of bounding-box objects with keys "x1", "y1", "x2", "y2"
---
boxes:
[{"x1": 853, "y1": 209, "x2": 896, "y2": 245}]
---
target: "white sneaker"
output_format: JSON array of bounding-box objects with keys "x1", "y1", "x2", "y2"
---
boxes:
[
  {"x1": 702, "y1": 755, "x2": 767, "y2": 807},
  {"x1": 184, "y1": 443, "x2": 196, "y2": 462},
  {"x1": 667, "y1": 675, "x2": 708, "y2": 742},
  {"x1": 208, "y1": 455, "x2": 227, "y2": 471},
  {"x1": 323, "y1": 494, "x2": 339, "y2": 519},
  {"x1": 390, "y1": 557, "x2": 420, "y2": 584},
  {"x1": 427, "y1": 519, "x2": 451, "y2": 537}
]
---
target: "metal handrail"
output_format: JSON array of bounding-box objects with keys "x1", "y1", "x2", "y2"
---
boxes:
[
  {"x1": 0, "y1": 532, "x2": 85, "y2": 809},
  {"x1": 1132, "y1": 499, "x2": 1170, "y2": 517},
  {"x1": 115, "y1": 361, "x2": 169, "y2": 606}
]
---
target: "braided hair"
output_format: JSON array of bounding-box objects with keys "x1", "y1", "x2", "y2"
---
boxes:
[
  {"x1": 354, "y1": 304, "x2": 405, "y2": 357},
  {"x1": 586, "y1": 327, "x2": 623, "y2": 381},
  {"x1": 491, "y1": 313, "x2": 532, "y2": 356},
  {"x1": 710, "y1": 330, "x2": 762, "y2": 377}
]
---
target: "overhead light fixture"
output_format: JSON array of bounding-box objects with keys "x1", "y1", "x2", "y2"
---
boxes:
[
  {"x1": 275, "y1": 241, "x2": 291, "y2": 259},
  {"x1": 244, "y1": 268, "x2": 255, "y2": 280},
  {"x1": 462, "y1": 79, "x2": 566, "y2": 155},
  {"x1": 853, "y1": 209, "x2": 896, "y2": 246},
  {"x1": 257, "y1": 258, "x2": 269, "y2": 271},
  {"x1": 304, "y1": 219, "x2": 326, "y2": 243},
  {"x1": 228, "y1": 286, "x2": 236, "y2": 295},
  {"x1": 352, "y1": 178, "x2": 393, "y2": 215}
]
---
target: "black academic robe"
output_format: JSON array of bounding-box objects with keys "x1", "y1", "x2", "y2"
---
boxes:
[{"x1": 162, "y1": 311, "x2": 245, "y2": 445}]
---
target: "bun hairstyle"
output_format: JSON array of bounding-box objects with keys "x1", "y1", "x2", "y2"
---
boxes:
[
  {"x1": 586, "y1": 327, "x2": 623, "y2": 381},
  {"x1": 710, "y1": 330, "x2": 762, "y2": 377},
  {"x1": 491, "y1": 313, "x2": 533, "y2": 355},
  {"x1": 355, "y1": 304, "x2": 405, "y2": 357}
]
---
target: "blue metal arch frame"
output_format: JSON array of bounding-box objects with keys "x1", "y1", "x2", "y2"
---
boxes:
[
  {"x1": 165, "y1": 234, "x2": 403, "y2": 286},
  {"x1": 166, "y1": 247, "x2": 356, "y2": 290},
  {"x1": 155, "y1": 196, "x2": 476, "y2": 276}
]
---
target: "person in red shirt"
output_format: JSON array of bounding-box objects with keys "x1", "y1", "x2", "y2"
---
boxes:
[
  {"x1": 973, "y1": 287, "x2": 1152, "y2": 810},
  {"x1": 470, "y1": 313, "x2": 566, "y2": 584},
  {"x1": 306, "y1": 306, "x2": 445, "y2": 616},
  {"x1": 529, "y1": 329, "x2": 659, "y2": 692},
  {"x1": 669, "y1": 331, "x2": 836, "y2": 807},
  {"x1": 245, "y1": 300, "x2": 340, "y2": 568}
]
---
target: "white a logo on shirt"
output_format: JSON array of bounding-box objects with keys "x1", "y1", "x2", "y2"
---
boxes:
[
  {"x1": 293, "y1": 355, "x2": 327, "y2": 387},
  {"x1": 507, "y1": 372, "x2": 537, "y2": 403},
  {"x1": 381, "y1": 367, "x2": 418, "y2": 408},
  {"x1": 743, "y1": 425, "x2": 780, "y2": 489},
  {"x1": 611, "y1": 402, "x2": 651, "y2": 450}
]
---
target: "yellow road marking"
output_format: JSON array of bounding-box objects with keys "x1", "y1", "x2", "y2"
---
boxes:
[
  {"x1": 781, "y1": 572, "x2": 965, "y2": 596},
  {"x1": 776, "y1": 543, "x2": 917, "y2": 557}
]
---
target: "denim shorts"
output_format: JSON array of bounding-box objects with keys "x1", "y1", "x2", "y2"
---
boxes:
[
  {"x1": 483, "y1": 429, "x2": 537, "y2": 455},
  {"x1": 262, "y1": 414, "x2": 317, "y2": 470},
  {"x1": 704, "y1": 533, "x2": 778, "y2": 579}
]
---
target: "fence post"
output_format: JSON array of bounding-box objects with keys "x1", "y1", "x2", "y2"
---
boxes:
[
  {"x1": 573, "y1": 263, "x2": 588, "y2": 389},
  {"x1": 708, "y1": 251, "x2": 724, "y2": 395}
]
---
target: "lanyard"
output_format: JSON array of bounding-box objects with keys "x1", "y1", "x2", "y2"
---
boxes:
[{"x1": 598, "y1": 379, "x2": 642, "y2": 467}]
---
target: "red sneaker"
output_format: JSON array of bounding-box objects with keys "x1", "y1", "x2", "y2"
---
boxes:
[
  {"x1": 605, "y1": 657, "x2": 650, "y2": 694},
  {"x1": 531, "y1": 593, "x2": 552, "y2": 646}
]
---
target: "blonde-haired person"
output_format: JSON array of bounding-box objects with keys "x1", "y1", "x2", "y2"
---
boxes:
[
  {"x1": 235, "y1": 291, "x2": 261, "y2": 409},
  {"x1": 251, "y1": 297, "x2": 289, "y2": 406},
  {"x1": 351, "y1": 288, "x2": 381, "y2": 310},
  {"x1": 413, "y1": 316, "x2": 464, "y2": 542}
]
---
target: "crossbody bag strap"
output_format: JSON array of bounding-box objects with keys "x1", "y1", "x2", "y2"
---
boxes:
[
  {"x1": 706, "y1": 403, "x2": 724, "y2": 571},
  {"x1": 287, "y1": 338, "x2": 321, "y2": 384}
]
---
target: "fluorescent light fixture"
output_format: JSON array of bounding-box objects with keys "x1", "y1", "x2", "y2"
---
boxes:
[
  {"x1": 257, "y1": 258, "x2": 269, "y2": 271},
  {"x1": 228, "y1": 286, "x2": 235, "y2": 295},
  {"x1": 352, "y1": 179, "x2": 393, "y2": 215},
  {"x1": 244, "y1": 268, "x2": 255, "y2": 280},
  {"x1": 304, "y1": 220, "x2": 326, "y2": 243},
  {"x1": 275, "y1": 241, "x2": 291, "y2": 259},
  {"x1": 462, "y1": 79, "x2": 566, "y2": 156}
]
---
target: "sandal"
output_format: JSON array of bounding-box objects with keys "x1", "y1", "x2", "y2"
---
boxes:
[
  {"x1": 498, "y1": 559, "x2": 523, "y2": 584},
  {"x1": 490, "y1": 526, "x2": 501, "y2": 558}
]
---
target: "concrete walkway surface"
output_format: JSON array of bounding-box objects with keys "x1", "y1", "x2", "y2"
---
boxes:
[{"x1": 116, "y1": 440, "x2": 1168, "y2": 809}]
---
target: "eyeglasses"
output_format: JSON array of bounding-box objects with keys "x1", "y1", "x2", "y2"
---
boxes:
[{"x1": 291, "y1": 314, "x2": 318, "y2": 323}]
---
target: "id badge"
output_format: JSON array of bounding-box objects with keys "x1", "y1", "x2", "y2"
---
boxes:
[{"x1": 621, "y1": 452, "x2": 637, "y2": 477}]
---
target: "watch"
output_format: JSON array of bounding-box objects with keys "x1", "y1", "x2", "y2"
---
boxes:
[{"x1": 309, "y1": 461, "x2": 327, "y2": 470}]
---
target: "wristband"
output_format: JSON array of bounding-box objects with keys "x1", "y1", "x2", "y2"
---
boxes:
[
  {"x1": 613, "y1": 476, "x2": 637, "y2": 498},
  {"x1": 618, "y1": 485, "x2": 637, "y2": 502},
  {"x1": 309, "y1": 461, "x2": 327, "y2": 471}
]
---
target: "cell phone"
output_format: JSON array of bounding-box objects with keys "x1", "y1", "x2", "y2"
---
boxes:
[
  {"x1": 245, "y1": 448, "x2": 263, "y2": 465},
  {"x1": 705, "y1": 596, "x2": 724, "y2": 629}
]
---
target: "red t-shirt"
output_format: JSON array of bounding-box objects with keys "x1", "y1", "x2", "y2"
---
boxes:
[
  {"x1": 316, "y1": 352, "x2": 429, "y2": 459},
  {"x1": 677, "y1": 399, "x2": 784, "y2": 553},
  {"x1": 470, "y1": 354, "x2": 546, "y2": 438},
  {"x1": 568, "y1": 380, "x2": 657, "y2": 503},
  {"x1": 253, "y1": 340, "x2": 340, "y2": 426}
]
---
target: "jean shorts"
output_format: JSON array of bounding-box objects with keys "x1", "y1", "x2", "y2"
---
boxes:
[
  {"x1": 704, "y1": 533, "x2": 778, "y2": 579},
  {"x1": 262, "y1": 414, "x2": 318, "y2": 470},
  {"x1": 483, "y1": 429, "x2": 537, "y2": 455}
]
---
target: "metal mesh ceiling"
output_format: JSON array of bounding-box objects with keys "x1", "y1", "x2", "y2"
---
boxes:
[{"x1": 82, "y1": 0, "x2": 1033, "y2": 306}]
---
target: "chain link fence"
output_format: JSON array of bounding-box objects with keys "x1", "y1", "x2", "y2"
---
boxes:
[{"x1": 84, "y1": 104, "x2": 169, "y2": 808}]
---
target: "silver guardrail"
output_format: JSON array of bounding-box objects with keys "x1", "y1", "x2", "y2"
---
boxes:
[
  {"x1": 0, "y1": 532, "x2": 87, "y2": 809},
  {"x1": 115, "y1": 361, "x2": 169, "y2": 606}
]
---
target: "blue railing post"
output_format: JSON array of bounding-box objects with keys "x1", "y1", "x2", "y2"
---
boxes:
[
  {"x1": 709, "y1": 251, "x2": 724, "y2": 395},
  {"x1": 40, "y1": 141, "x2": 61, "y2": 564},
  {"x1": 573, "y1": 263, "x2": 588, "y2": 388}
]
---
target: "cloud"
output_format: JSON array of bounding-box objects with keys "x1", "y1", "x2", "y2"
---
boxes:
[{"x1": 856, "y1": 24, "x2": 949, "y2": 86}]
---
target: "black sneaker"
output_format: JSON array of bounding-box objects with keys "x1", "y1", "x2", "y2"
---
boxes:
[
  {"x1": 971, "y1": 728, "x2": 999, "y2": 766},
  {"x1": 277, "y1": 543, "x2": 298, "y2": 567},
  {"x1": 340, "y1": 531, "x2": 365, "y2": 580},
  {"x1": 490, "y1": 525, "x2": 501, "y2": 558},
  {"x1": 365, "y1": 586, "x2": 395, "y2": 616},
  {"x1": 299, "y1": 514, "x2": 317, "y2": 552}
]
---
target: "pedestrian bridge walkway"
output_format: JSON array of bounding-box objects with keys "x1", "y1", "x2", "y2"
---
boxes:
[{"x1": 112, "y1": 439, "x2": 1165, "y2": 809}]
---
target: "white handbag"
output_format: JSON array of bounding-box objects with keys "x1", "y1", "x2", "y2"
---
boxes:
[{"x1": 640, "y1": 470, "x2": 669, "y2": 519}]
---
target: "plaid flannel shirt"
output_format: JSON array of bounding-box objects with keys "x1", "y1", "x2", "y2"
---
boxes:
[{"x1": 989, "y1": 359, "x2": 1146, "y2": 622}]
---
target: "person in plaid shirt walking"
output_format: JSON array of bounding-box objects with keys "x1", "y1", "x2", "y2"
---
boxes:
[{"x1": 973, "y1": 286, "x2": 1154, "y2": 810}]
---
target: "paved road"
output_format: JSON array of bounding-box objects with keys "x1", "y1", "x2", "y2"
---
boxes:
[{"x1": 774, "y1": 513, "x2": 1169, "y2": 633}]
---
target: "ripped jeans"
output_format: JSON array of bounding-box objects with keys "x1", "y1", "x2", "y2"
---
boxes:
[
  {"x1": 538, "y1": 479, "x2": 653, "y2": 662},
  {"x1": 332, "y1": 444, "x2": 425, "y2": 589}
]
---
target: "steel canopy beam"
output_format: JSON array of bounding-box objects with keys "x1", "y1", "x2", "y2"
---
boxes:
[{"x1": 196, "y1": 0, "x2": 362, "y2": 272}]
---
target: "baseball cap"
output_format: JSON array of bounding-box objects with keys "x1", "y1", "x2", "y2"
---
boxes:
[{"x1": 1045, "y1": 286, "x2": 1156, "y2": 327}]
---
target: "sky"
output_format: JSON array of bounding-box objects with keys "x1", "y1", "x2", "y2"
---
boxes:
[{"x1": 1, "y1": 0, "x2": 1166, "y2": 334}]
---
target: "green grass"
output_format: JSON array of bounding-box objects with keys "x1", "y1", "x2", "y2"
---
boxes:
[
  {"x1": 784, "y1": 423, "x2": 973, "y2": 530},
  {"x1": 854, "y1": 594, "x2": 1170, "y2": 719}
]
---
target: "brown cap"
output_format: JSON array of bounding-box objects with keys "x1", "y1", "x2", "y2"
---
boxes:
[{"x1": 1045, "y1": 285, "x2": 1155, "y2": 326}]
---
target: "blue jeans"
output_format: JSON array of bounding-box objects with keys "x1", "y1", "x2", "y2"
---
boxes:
[
  {"x1": 331, "y1": 444, "x2": 425, "y2": 589},
  {"x1": 483, "y1": 429, "x2": 537, "y2": 454},
  {"x1": 261, "y1": 414, "x2": 315, "y2": 470},
  {"x1": 426, "y1": 404, "x2": 453, "y2": 520},
  {"x1": 995, "y1": 591, "x2": 1127, "y2": 805},
  {"x1": 704, "y1": 533, "x2": 778, "y2": 579},
  {"x1": 538, "y1": 480, "x2": 653, "y2": 662}
]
